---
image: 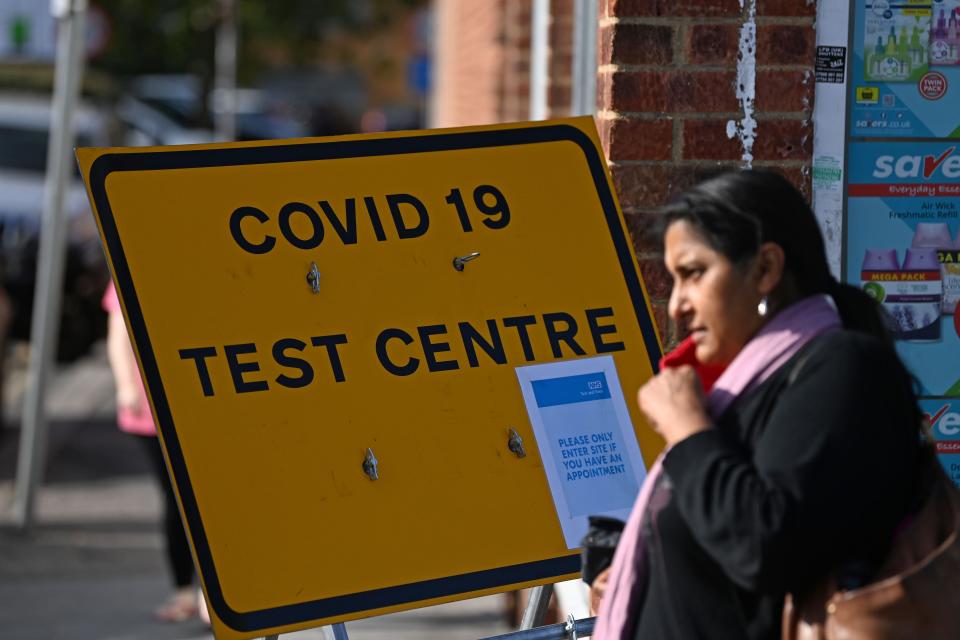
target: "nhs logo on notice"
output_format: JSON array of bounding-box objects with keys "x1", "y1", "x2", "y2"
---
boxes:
[{"x1": 587, "y1": 380, "x2": 603, "y2": 391}]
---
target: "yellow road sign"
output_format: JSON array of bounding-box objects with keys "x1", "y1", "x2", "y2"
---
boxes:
[{"x1": 77, "y1": 117, "x2": 663, "y2": 639}]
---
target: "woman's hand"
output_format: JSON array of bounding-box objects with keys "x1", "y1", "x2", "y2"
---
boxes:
[
  {"x1": 637, "y1": 365, "x2": 711, "y2": 447},
  {"x1": 116, "y1": 384, "x2": 142, "y2": 414},
  {"x1": 589, "y1": 567, "x2": 611, "y2": 615}
]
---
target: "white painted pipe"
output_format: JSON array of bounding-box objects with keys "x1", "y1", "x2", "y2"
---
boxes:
[
  {"x1": 530, "y1": 0, "x2": 549, "y2": 120},
  {"x1": 571, "y1": 0, "x2": 598, "y2": 116},
  {"x1": 214, "y1": 0, "x2": 238, "y2": 142}
]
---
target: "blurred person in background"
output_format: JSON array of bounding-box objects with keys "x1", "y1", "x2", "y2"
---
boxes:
[{"x1": 103, "y1": 282, "x2": 197, "y2": 622}]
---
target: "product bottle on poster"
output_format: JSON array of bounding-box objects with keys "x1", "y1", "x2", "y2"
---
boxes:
[
  {"x1": 862, "y1": 248, "x2": 901, "y2": 324},
  {"x1": 865, "y1": 3, "x2": 932, "y2": 81},
  {"x1": 871, "y1": 37, "x2": 885, "y2": 76},
  {"x1": 930, "y1": 5, "x2": 960, "y2": 65},
  {"x1": 898, "y1": 248, "x2": 943, "y2": 341},
  {"x1": 911, "y1": 24, "x2": 927, "y2": 65},
  {"x1": 950, "y1": 7, "x2": 960, "y2": 64},
  {"x1": 954, "y1": 9, "x2": 960, "y2": 62},
  {"x1": 898, "y1": 26, "x2": 910, "y2": 74},
  {"x1": 932, "y1": 9, "x2": 948, "y2": 59},
  {"x1": 912, "y1": 223, "x2": 958, "y2": 314}
]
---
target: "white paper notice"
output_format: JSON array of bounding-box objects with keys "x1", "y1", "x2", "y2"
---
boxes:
[{"x1": 516, "y1": 356, "x2": 648, "y2": 549}]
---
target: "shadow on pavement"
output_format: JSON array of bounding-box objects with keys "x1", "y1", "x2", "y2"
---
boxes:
[
  {"x1": 0, "y1": 417, "x2": 151, "y2": 483},
  {"x1": 0, "y1": 414, "x2": 206, "y2": 640}
]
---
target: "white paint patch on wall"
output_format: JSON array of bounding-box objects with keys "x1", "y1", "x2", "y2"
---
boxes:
[{"x1": 727, "y1": 0, "x2": 758, "y2": 167}]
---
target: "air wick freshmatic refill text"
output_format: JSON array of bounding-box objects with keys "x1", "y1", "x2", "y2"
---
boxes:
[{"x1": 847, "y1": 141, "x2": 960, "y2": 396}]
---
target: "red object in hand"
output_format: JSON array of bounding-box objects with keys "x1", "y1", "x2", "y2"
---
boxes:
[{"x1": 659, "y1": 336, "x2": 726, "y2": 393}]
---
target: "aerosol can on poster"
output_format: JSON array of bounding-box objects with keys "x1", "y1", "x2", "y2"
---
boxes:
[{"x1": 912, "y1": 223, "x2": 959, "y2": 314}]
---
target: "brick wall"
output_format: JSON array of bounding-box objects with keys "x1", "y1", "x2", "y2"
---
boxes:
[
  {"x1": 432, "y1": 0, "x2": 577, "y2": 125},
  {"x1": 597, "y1": 0, "x2": 816, "y2": 346},
  {"x1": 501, "y1": 0, "x2": 533, "y2": 122},
  {"x1": 548, "y1": 0, "x2": 575, "y2": 118},
  {"x1": 432, "y1": 0, "x2": 507, "y2": 127}
]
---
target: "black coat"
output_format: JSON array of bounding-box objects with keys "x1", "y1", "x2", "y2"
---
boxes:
[{"x1": 631, "y1": 330, "x2": 924, "y2": 640}]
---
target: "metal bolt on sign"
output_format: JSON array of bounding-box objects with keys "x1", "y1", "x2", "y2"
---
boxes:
[
  {"x1": 306, "y1": 262, "x2": 321, "y2": 293},
  {"x1": 362, "y1": 448, "x2": 379, "y2": 480},
  {"x1": 508, "y1": 429, "x2": 527, "y2": 458},
  {"x1": 453, "y1": 251, "x2": 481, "y2": 271}
]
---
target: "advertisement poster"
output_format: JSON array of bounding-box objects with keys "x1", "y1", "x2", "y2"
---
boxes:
[
  {"x1": 850, "y1": 0, "x2": 960, "y2": 138},
  {"x1": 919, "y1": 398, "x2": 960, "y2": 487},
  {"x1": 516, "y1": 356, "x2": 647, "y2": 548},
  {"x1": 845, "y1": 141, "x2": 960, "y2": 396}
]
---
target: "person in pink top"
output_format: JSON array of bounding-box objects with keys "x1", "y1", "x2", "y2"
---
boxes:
[{"x1": 103, "y1": 282, "x2": 198, "y2": 622}]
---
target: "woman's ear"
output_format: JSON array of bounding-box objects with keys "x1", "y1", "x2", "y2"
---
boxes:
[{"x1": 755, "y1": 242, "x2": 786, "y2": 296}]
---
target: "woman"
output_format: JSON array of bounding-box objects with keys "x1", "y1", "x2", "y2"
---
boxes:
[
  {"x1": 593, "y1": 170, "x2": 926, "y2": 639},
  {"x1": 104, "y1": 283, "x2": 199, "y2": 622}
]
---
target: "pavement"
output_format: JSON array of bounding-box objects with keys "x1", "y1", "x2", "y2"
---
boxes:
[{"x1": 0, "y1": 342, "x2": 512, "y2": 640}]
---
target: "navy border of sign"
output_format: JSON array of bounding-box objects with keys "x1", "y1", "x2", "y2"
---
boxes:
[{"x1": 86, "y1": 123, "x2": 663, "y2": 633}]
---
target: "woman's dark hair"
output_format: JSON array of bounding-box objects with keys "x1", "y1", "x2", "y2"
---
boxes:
[{"x1": 661, "y1": 169, "x2": 890, "y2": 340}]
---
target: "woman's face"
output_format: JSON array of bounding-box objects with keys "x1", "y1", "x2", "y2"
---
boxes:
[{"x1": 664, "y1": 221, "x2": 766, "y2": 366}]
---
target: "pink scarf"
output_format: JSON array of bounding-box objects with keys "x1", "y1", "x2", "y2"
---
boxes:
[{"x1": 592, "y1": 295, "x2": 841, "y2": 639}]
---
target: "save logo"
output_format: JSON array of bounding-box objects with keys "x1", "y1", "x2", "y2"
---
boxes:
[
  {"x1": 924, "y1": 402, "x2": 960, "y2": 438},
  {"x1": 873, "y1": 146, "x2": 960, "y2": 179}
]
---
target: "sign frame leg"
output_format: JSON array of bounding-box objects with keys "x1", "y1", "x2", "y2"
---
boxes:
[
  {"x1": 520, "y1": 584, "x2": 555, "y2": 630},
  {"x1": 262, "y1": 621, "x2": 348, "y2": 640}
]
